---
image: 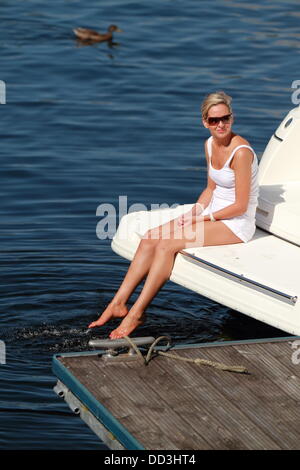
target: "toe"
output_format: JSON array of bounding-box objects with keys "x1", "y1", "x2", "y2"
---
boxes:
[
  {"x1": 109, "y1": 328, "x2": 123, "y2": 339},
  {"x1": 109, "y1": 329, "x2": 117, "y2": 339}
]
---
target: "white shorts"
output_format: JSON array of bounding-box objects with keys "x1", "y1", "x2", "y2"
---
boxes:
[{"x1": 202, "y1": 196, "x2": 257, "y2": 243}]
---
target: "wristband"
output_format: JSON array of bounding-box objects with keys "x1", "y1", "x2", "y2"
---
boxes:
[{"x1": 209, "y1": 212, "x2": 216, "y2": 222}]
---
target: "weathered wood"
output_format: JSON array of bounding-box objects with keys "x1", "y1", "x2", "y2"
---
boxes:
[
  {"x1": 152, "y1": 348, "x2": 279, "y2": 449},
  {"x1": 202, "y1": 346, "x2": 300, "y2": 448},
  {"x1": 55, "y1": 338, "x2": 300, "y2": 450}
]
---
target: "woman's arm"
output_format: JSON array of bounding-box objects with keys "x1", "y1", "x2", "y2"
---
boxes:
[
  {"x1": 178, "y1": 140, "x2": 216, "y2": 226},
  {"x1": 203, "y1": 147, "x2": 253, "y2": 221},
  {"x1": 196, "y1": 139, "x2": 216, "y2": 210}
]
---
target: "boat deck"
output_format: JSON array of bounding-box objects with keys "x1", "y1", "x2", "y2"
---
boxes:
[
  {"x1": 52, "y1": 336, "x2": 300, "y2": 450},
  {"x1": 111, "y1": 210, "x2": 300, "y2": 335}
]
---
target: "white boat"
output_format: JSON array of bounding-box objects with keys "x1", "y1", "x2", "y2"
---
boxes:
[{"x1": 111, "y1": 106, "x2": 300, "y2": 336}]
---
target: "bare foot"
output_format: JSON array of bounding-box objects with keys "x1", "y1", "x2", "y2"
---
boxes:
[
  {"x1": 109, "y1": 312, "x2": 145, "y2": 339},
  {"x1": 88, "y1": 302, "x2": 128, "y2": 328}
]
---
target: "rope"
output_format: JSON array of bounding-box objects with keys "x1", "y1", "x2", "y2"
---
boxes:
[{"x1": 124, "y1": 336, "x2": 248, "y2": 374}]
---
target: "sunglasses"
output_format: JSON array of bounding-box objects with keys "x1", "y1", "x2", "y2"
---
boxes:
[{"x1": 207, "y1": 113, "x2": 232, "y2": 126}]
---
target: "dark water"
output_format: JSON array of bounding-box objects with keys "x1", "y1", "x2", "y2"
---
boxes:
[{"x1": 1, "y1": 0, "x2": 298, "y2": 449}]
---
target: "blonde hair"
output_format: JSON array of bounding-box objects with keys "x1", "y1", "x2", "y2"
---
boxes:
[{"x1": 201, "y1": 91, "x2": 233, "y2": 120}]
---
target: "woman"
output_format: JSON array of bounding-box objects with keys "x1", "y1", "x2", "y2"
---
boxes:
[{"x1": 89, "y1": 91, "x2": 259, "y2": 339}]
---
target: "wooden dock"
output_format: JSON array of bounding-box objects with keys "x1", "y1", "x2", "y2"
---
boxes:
[{"x1": 52, "y1": 336, "x2": 300, "y2": 450}]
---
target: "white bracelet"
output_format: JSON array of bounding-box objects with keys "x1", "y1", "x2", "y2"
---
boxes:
[{"x1": 209, "y1": 212, "x2": 216, "y2": 222}]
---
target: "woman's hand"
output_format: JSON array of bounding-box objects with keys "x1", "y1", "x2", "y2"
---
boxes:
[
  {"x1": 177, "y1": 211, "x2": 193, "y2": 227},
  {"x1": 177, "y1": 203, "x2": 204, "y2": 227}
]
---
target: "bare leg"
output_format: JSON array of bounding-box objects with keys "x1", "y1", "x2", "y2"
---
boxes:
[
  {"x1": 88, "y1": 238, "x2": 159, "y2": 328},
  {"x1": 109, "y1": 220, "x2": 243, "y2": 338},
  {"x1": 109, "y1": 240, "x2": 177, "y2": 338},
  {"x1": 88, "y1": 217, "x2": 183, "y2": 329}
]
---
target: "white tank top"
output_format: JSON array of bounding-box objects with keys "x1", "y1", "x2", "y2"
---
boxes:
[{"x1": 207, "y1": 136, "x2": 259, "y2": 205}]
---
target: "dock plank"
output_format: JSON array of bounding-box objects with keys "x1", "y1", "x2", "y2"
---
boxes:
[
  {"x1": 55, "y1": 338, "x2": 300, "y2": 450},
  {"x1": 154, "y1": 347, "x2": 280, "y2": 450},
  {"x1": 232, "y1": 342, "x2": 300, "y2": 402},
  {"x1": 103, "y1": 359, "x2": 209, "y2": 450},
  {"x1": 63, "y1": 356, "x2": 179, "y2": 449},
  {"x1": 147, "y1": 353, "x2": 265, "y2": 449},
  {"x1": 198, "y1": 345, "x2": 300, "y2": 449},
  {"x1": 61, "y1": 355, "x2": 192, "y2": 450},
  {"x1": 127, "y1": 356, "x2": 246, "y2": 450},
  {"x1": 95, "y1": 356, "x2": 212, "y2": 450}
]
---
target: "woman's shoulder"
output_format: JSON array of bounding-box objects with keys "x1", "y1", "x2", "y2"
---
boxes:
[
  {"x1": 205, "y1": 135, "x2": 213, "y2": 145},
  {"x1": 230, "y1": 134, "x2": 255, "y2": 169},
  {"x1": 231, "y1": 134, "x2": 252, "y2": 148},
  {"x1": 204, "y1": 135, "x2": 213, "y2": 154}
]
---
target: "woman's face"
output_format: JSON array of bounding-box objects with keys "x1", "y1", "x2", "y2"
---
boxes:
[{"x1": 203, "y1": 103, "x2": 233, "y2": 139}]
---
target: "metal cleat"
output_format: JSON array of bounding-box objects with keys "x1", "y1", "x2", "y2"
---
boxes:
[{"x1": 88, "y1": 336, "x2": 156, "y2": 362}]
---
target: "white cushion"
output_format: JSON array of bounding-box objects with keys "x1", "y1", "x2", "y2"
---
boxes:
[{"x1": 256, "y1": 183, "x2": 300, "y2": 246}]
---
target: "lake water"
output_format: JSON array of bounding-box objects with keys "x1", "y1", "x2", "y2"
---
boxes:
[{"x1": 1, "y1": 0, "x2": 298, "y2": 449}]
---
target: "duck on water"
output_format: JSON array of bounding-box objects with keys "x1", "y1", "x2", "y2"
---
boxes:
[{"x1": 73, "y1": 24, "x2": 122, "y2": 44}]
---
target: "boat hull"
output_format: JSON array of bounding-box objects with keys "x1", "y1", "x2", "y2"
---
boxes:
[{"x1": 111, "y1": 206, "x2": 300, "y2": 336}]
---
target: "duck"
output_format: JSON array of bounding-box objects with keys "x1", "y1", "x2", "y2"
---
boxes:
[{"x1": 73, "y1": 24, "x2": 122, "y2": 43}]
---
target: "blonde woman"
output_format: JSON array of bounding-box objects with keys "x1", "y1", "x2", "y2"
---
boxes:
[{"x1": 89, "y1": 91, "x2": 259, "y2": 338}]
